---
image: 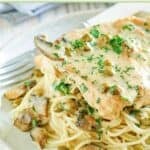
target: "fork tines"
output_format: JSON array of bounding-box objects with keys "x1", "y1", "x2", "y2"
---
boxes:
[{"x1": 0, "y1": 50, "x2": 35, "y2": 88}]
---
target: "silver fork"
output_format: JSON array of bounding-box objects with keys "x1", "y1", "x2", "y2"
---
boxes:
[{"x1": 0, "y1": 50, "x2": 36, "y2": 88}]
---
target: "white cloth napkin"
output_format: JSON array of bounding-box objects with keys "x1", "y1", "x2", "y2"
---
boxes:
[
  {"x1": 0, "y1": 4, "x2": 13, "y2": 13},
  {"x1": 0, "y1": 3, "x2": 57, "y2": 16}
]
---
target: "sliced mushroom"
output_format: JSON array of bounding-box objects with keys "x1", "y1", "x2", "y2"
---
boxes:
[
  {"x1": 30, "y1": 127, "x2": 49, "y2": 149},
  {"x1": 103, "y1": 66, "x2": 114, "y2": 76},
  {"x1": 54, "y1": 99, "x2": 78, "y2": 115},
  {"x1": 76, "y1": 114, "x2": 97, "y2": 131},
  {"x1": 5, "y1": 86, "x2": 26, "y2": 100},
  {"x1": 37, "y1": 115, "x2": 49, "y2": 126},
  {"x1": 122, "y1": 42, "x2": 133, "y2": 57},
  {"x1": 34, "y1": 35, "x2": 64, "y2": 61},
  {"x1": 54, "y1": 67, "x2": 63, "y2": 78},
  {"x1": 14, "y1": 108, "x2": 34, "y2": 131},
  {"x1": 136, "y1": 111, "x2": 150, "y2": 126},
  {"x1": 31, "y1": 96, "x2": 49, "y2": 116},
  {"x1": 65, "y1": 47, "x2": 71, "y2": 57},
  {"x1": 97, "y1": 34, "x2": 109, "y2": 48},
  {"x1": 5, "y1": 80, "x2": 36, "y2": 101},
  {"x1": 135, "y1": 89, "x2": 150, "y2": 109},
  {"x1": 12, "y1": 98, "x2": 22, "y2": 107},
  {"x1": 67, "y1": 99, "x2": 78, "y2": 114},
  {"x1": 32, "y1": 69, "x2": 43, "y2": 78},
  {"x1": 24, "y1": 80, "x2": 36, "y2": 89},
  {"x1": 81, "y1": 34, "x2": 92, "y2": 42}
]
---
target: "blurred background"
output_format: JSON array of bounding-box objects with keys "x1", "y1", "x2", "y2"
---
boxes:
[{"x1": 0, "y1": 3, "x2": 113, "y2": 48}]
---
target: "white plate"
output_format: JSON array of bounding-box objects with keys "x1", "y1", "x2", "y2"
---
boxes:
[{"x1": 0, "y1": 3, "x2": 150, "y2": 150}]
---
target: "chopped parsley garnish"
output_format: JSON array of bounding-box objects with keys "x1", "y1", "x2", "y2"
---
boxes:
[
  {"x1": 92, "y1": 80, "x2": 97, "y2": 85},
  {"x1": 86, "y1": 55, "x2": 93, "y2": 62},
  {"x1": 52, "y1": 53, "x2": 59, "y2": 58},
  {"x1": 75, "y1": 69, "x2": 80, "y2": 74},
  {"x1": 96, "y1": 97, "x2": 101, "y2": 103},
  {"x1": 62, "y1": 37, "x2": 67, "y2": 43},
  {"x1": 114, "y1": 65, "x2": 135, "y2": 79},
  {"x1": 102, "y1": 46, "x2": 110, "y2": 52},
  {"x1": 109, "y1": 85, "x2": 117, "y2": 94},
  {"x1": 120, "y1": 74, "x2": 125, "y2": 80},
  {"x1": 32, "y1": 119, "x2": 38, "y2": 128},
  {"x1": 87, "y1": 105, "x2": 95, "y2": 115},
  {"x1": 135, "y1": 123, "x2": 140, "y2": 127},
  {"x1": 130, "y1": 109, "x2": 140, "y2": 116},
  {"x1": 90, "y1": 26, "x2": 100, "y2": 38},
  {"x1": 24, "y1": 80, "x2": 31, "y2": 87},
  {"x1": 62, "y1": 60, "x2": 67, "y2": 66},
  {"x1": 145, "y1": 28, "x2": 150, "y2": 32},
  {"x1": 57, "y1": 102, "x2": 66, "y2": 111},
  {"x1": 54, "y1": 81, "x2": 70, "y2": 94},
  {"x1": 121, "y1": 96, "x2": 129, "y2": 101},
  {"x1": 123, "y1": 66, "x2": 135, "y2": 74},
  {"x1": 125, "y1": 82, "x2": 139, "y2": 94},
  {"x1": 95, "y1": 118, "x2": 101, "y2": 126},
  {"x1": 96, "y1": 128, "x2": 103, "y2": 140},
  {"x1": 32, "y1": 106, "x2": 36, "y2": 112},
  {"x1": 122, "y1": 24, "x2": 135, "y2": 31},
  {"x1": 54, "y1": 44, "x2": 60, "y2": 49},
  {"x1": 24, "y1": 80, "x2": 36, "y2": 88},
  {"x1": 71, "y1": 39, "x2": 84, "y2": 49},
  {"x1": 80, "y1": 83, "x2": 88, "y2": 93},
  {"x1": 144, "y1": 22, "x2": 148, "y2": 26},
  {"x1": 114, "y1": 65, "x2": 121, "y2": 72},
  {"x1": 91, "y1": 66, "x2": 97, "y2": 75},
  {"x1": 109, "y1": 35, "x2": 124, "y2": 54},
  {"x1": 126, "y1": 81, "x2": 133, "y2": 89},
  {"x1": 136, "y1": 54, "x2": 145, "y2": 61},
  {"x1": 81, "y1": 75, "x2": 88, "y2": 80},
  {"x1": 97, "y1": 55, "x2": 104, "y2": 73}
]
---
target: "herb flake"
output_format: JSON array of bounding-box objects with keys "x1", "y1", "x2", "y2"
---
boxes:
[
  {"x1": 32, "y1": 119, "x2": 38, "y2": 128},
  {"x1": 122, "y1": 24, "x2": 135, "y2": 31},
  {"x1": 24, "y1": 80, "x2": 31, "y2": 87},
  {"x1": 90, "y1": 26, "x2": 100, "y2": 38},
  {"x1": 71, "y1": 39, "x2": 84, "y2": 49},
  {"x1": 54, "y1": 44, "x2": 60, "y2": 49},
  {"x1": 109, "y1": 85, "x2": 117, "y2": 94},
  {"x1": 80, "y1": 83, "x2": 88, "y2": 93},
  {"x1": 97, "y1": 55, "x2": 104, "y2": 73},
  {"x1": 130, "y1": 109, "x2": 140, "y2": 116},
  {"x1": 87, "y1": 106, "x2": 95, "y2": 115},
  {"x1": 96, "y1": 97, "x2": 101, "y2": 103},
  {"x1": 54, "y1": 81, "x2": 70, "y2": 94},
  {"x1": 109, "y1": 35, "x2": 124, "y2": 54}
]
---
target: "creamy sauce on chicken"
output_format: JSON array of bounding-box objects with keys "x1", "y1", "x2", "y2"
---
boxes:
[
  {"x1": 34, "y1": 14, "x2": 150, "y2": 120},
  {"x1": 52, "y1": 20, "x2": 150, "y2": 104}
]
